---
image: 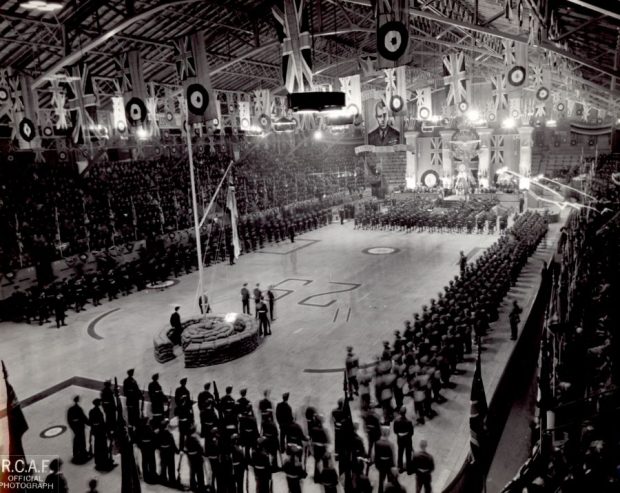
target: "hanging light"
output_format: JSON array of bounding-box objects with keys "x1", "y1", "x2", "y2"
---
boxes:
[{"x1": 20, "y1": 1, "x2": 63, "y2": 12}]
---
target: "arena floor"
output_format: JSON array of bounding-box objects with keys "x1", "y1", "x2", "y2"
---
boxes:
[{"x1": 0, "y1": 219, "x2": 561, "y2": 492}]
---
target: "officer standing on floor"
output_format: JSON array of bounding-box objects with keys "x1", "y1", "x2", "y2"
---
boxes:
[
  {"x1": 257, "y1": 297, "x2": 272, "y2": 336},
  {"x1": 283, "y1": 445, "x2": 307, "y2": 493},
  {"x1": 89, "y1": 399, "x2": 114, "y2": 471},
  {"x1": 157, "y1": 420, "x2": 179, "y2": 486},
  {"x1": 136, "y1": 417, "x2": 157, "y2": 483},
  {"x1": 509, "y1": 300, "x2": 523, "y2": 340},
  {"x1": 253, "y1": 437, "x2": 273, "y2": 493},
  {"x1": 241, "y1": 283, "x2": 251, "y2": 314},
  {"x1": 231, "y1": 434, "x2": 246, "y2": 493},
  {"x1": 185, "y1": 425, "x2": 205, "y2": 492},
  {"x1": 375, "y1": 426, "x2": 395, "y2": 493},
  {"x1": 412, "y1": 439, "x2": 435, "y2": 493},
  {"x1": 253, "y1": 283, "x2": 262, "y2": 317},
  {"x1": 169, "y1": 305, "x2": 183, "y2": 345},
  {"x1": 100, "y1": 380, "x2": 117, "y2": 431},
  {"x1": 198, "y1": 382, "x2": 214, "y2": 412},
  {"x1": 67, "y1": 396, "x2": 90, "y2": 464},
  {"x1": 267, "y1": 286, "x2": 276, "y2": 321},
  {"x1": 345, "y1": 347, "x2": 360, "y2": 399},
  {"x1": 148, "y1": 373, "x2": 167, "y2": 424},
  {"x1": 123, "y1": 369, "x2": 143, "y2": 430},
  {"x1": 393, "y1": 406, "x2": 414, "y2": 473},
  {"x1": 276, "y1": 392, "x2": 294, "y2": 452}
]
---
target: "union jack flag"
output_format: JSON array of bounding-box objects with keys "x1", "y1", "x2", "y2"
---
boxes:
[
  {"x1": 443, "y1": 52, "x2": 468, "y2": 107},
  {"x1": 431, "y1": 137, "x2": 443, "y2": 167},
  {"x1": 173, "y1": 36, "x2": 196, "y2": 82},
  {"x1": 491, "y1": 135, "x2": 504, "y2": 166},
  {"x1": 272, "y1": 0, "x2": 313, "y2": 93},
  {"x1": 67, "y1": 64, "x2": 103, "y2": 144},
  {"x1": 491, "y1": 74, "x2": 509, "y2": 112}
]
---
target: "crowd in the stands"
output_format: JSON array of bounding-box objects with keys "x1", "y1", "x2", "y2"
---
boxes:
[
  {"x1": 355, "y1": 196, "x2": 503, "y2": 234},
  {"x1": 501, "y1": 154, "x2": 620, "y2": 493},
  {"x1": 0, "y1": 142, "x2": 364, "y2": 272}
]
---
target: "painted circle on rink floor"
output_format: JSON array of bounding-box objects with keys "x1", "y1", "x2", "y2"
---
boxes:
[
  {"x1": 146, "y1": 279, "x2": 180, "y2": 290},
  {"x1": 40, "y1": 425, "x2": 67, "y2": 439},
  {"x1": 363, "y1": 247, "x2": 400, "y2": 255}
]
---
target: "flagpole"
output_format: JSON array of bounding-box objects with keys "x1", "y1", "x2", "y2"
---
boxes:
[{"x1": 185, "y1": 117, "x2": 206, "y2": 317}]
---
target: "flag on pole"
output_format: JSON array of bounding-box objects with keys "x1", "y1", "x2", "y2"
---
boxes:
[
  {"x1": 113, "y1": 378, "x2": 142, "y2": 493},
  {"x1": 0, "y1": 361, "x2": 29, "y2": 491},
  {"x1": 226, "y1": 178, "x2": 241, "y2": 259},
  {"x1": 469, "y1": 349, "x2": 488, "y2": 463}
]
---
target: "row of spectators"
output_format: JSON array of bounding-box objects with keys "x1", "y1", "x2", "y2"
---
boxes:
[
  {"x1": 354, "y1": 197, "x2": 504, "y2": 234},
  {"x1": 501, "y1": 154, "x2": 619, "y2": 492},
  {"x1": 0, "y1": 143, "x2": 363, "y2": 272}
]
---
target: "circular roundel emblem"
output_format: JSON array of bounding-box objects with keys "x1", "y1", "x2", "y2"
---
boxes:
[
  {"x1": 377, "y1": 21, "x2": 409, "y2": 61},
  {"x1": 536, "y1": 87, "x2": 550, "y2": 101},
  {"x1": 458, "y1": 101, "x2": 469, "y2": 113},
  {"x1": 511, "y1": 109, "x2": 520, "y2": 118},
  {"x1": 212, "y1": 118, "x2": 220, "y2": 127},
  {"x1": 154, "y1": 147, "x2": 161, "y2": 155},
  {"x1": 441, "y1": 117, "x2": 451, "y2": 127},
  {"x1": 389, "y1": 95, "x2": 404, "y2": 114},
  {"x1": 0, "y1": 87, "x2": 9, "y2": 103},
  {"x1": 42, "y1": 126, "x2": 54, "y2": 137},
  {"x1": 488, "y1": 113, "x2": 496, "y2": 122},
  {"x1": 40, "y1": 425, "x2": 67, "y2": 439},
  {"x1": 116, "y1": 121, "x2": 127, "y2": 133},
  {"x1": 166, "y1": 111, "x2": 174, "y2": 122},
  {"x1": 576, "y1": 108, "x2": 583, "y2": 116},
  {"x1": 19, "y1": 118, "x2": 36, "y2": 142},
  {"x1": 556, "y1": 103, "x2": 565, "y2": 112},
  {"x1": 240, "y1": 117, "x2": 250, "y2": 130},
  {"x1": 418, "y1": 107, "x2": 431, "y2": 120},
  {"x1": 363, "y1": 247, "x2": 400, "y2": 255},
  {"x1": 507, "y1": 66, "x2": 526, "y2": 87},
  {"x1": 258, "y1": 113, "x2": 271, "y2": 130},
  {"x1": 125, "y1": 97, "x2": 147, "y2": 124},
  {"x1": 421, "y1": 169, "x2": 440, "y2": 188},
  {"x1": 58, "y1": 150, "x2": 68, "y2": 161},
  {"x1": 347, "y1": 104, "x2": 360, "y2": 117},
  {"x1": 7, "y1": 154, "x2": 14, "y2": 162},
  {"x1": 146, "y1": 279, "x2": 180, "y2": 290},
  {"x1": 186, "y1": 83, "x2": 209, "y2": 115}
]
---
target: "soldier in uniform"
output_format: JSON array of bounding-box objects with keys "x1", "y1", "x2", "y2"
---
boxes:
[
  {"x1": 175, "y1": 394, "x2": 194, "y2": 450},
  {"x1": 198, "y1": 382, "x2": 214, "y2": 412},
  {"x1": 136, "y1": 417, "x2": 157, "y2": 483},
  {"x1": 309, "y1": 414, "x2": 329, "y2": 481},
  {"x1": 89, "y1": 399, "x2": 113, "y2": 471},
  {"x1": 239, "y1": 406, "x2": 259, "y2": 461},
  {"x1": 375, "y1": 426, "x2": 395, "y2": 493},
  {"x1": 185, "y1": 426, "x2": 205, "y2": 492},
  {"x1": 253, "y1": 437, "x2": 272, "y2": 493},
  {"x1": 276, "y1": 392, "x2": 294, "y2": 452},
  {"x1": 412, "y1": 439, "x2": 435, "y2": 493},
  {"x1": 67, "y1": 396, "x2": 90, "y2": 464},
  {"x1": 241, "y1": 283, "x2": 251, "y2": 314},
  {"x1": 253, "y1": 283, "x2": 262, "y2": 318},
  {"x1": 123, "y1": 368, "x2": 143, "y2": 430},
  {"x1": 257, "y1": 297, "x2": 271, "y2": 336},
  {"x1": 509, "y1": 300, "x2": 522, "y2": 340},
  {"x1": 318, "y1": 453, "x2": 339, "y2": 493},
  {"x1": 169, "y1": 306, "x2": 183, "y2": 345},
  {"x1": 174, "y1": 377, "x2": 191, "y2": 407},
  {"x1": 345, "y1": 347, "x2": 360, "y2": 399},
  {"x1": 258, "y1": 389, "x2": 274, "y2": 426},
  {"x1": 260, "y1": 414, "x2": 280, "y2": 468},
  {"x1": 330, "y1": 399, "x2": 345, "y2": 468},
  {"x1": 220, "y1": 385, "x2": 237, "y2": 429},
  {"x1": 393, "y1": 406, "x2": 414, "y2": 473},
  {"x1": 283, "y1": 445, "x2": 307, "y2": 493},
  {"x1": 157, "y1": 420, "x2": 179, "y2": 486},
  {"x1": 363, "y1": 408, "x2": 381, "y2": 472},
  {"x1": 54, "y1": 294, "x2": 67, "y2": 328},
  {"x1": 231, "y1": 434, "x2": 246, "y2": 493},
  {"x1": 200, "y1": 398, "x2": 219, "y2": 445},
  {"x1": 148, "y1": 373, "x2": 167, "y2": 424},
  {"x1": 205, "y1": 426, "x2": 222, "y2": 491},
  {"x1": 100, "y1": 380, "x2": 116, "y2": 432},
  {"x1": 267, "y1": 286, "x2": 276, "y2": 321}
]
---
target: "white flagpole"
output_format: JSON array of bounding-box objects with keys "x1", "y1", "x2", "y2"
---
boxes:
[{"x1": 185, "y1": 117, "x2": 206, "y2": 316}]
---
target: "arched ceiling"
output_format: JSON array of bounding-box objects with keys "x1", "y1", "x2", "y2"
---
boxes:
[{"x1": 1, "y1": 0, "x2": 619, "y2": 108}]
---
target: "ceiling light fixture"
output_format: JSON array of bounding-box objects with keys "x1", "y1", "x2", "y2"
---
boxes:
[{"x1": 20, "y1": 1, "x2": 63, "y2": 12}]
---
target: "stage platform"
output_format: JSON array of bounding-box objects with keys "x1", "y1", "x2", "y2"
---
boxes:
[{"x1": 0, "y1": 219, "x2": 563, "y2": 492}]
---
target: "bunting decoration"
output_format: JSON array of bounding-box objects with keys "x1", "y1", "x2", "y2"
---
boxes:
[
  {"x1": 49, "y1": 79, "x2": 68, "y2": 130},
  {"x1": 415, "y1": 86, "x2": 432, "y2": 120},
  {"x1": 443, "y1": 52, "x2": 469, "y2": 107},
  {"x1": 491, "y1": 135, "x2": 504, "y2": 166},
  {"x1": 384, "y1": 67, "x2": 407, "y2": 115},
  {"x1": 146, "y1": 97, "x2": 160, "y2": 137},
  {"x1": 339, "y1": 75, "x2": 363, "y2": 120},
  {"x1": 376, "y1": 0, "x2": 410, "y2": 69},
  {"x1": 253, "y1": 89, "x2": 271, "y2": 128},
  {"x1": 503, "y1": 40, "x2": 528, "y2": 88},
  {"x1": 431, "y1": 137, "x2": 443, "y2": 167},
  {"x1": 359, "y1": 55, "x2": 381, "y2": 80},
  {"x1": 491, "y1": 74, "x2": 509, "y2": 113},
  {"x1": 272, "y1": 0, "x2": 313, "y2": 93},
  {"x1": 238, "y1": 100, "x2": 251, "y2": 130},
  {"x1": 112, "y1": 96, "x2": 128, "y2": 135}
]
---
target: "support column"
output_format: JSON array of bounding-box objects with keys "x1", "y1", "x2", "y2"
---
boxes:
[
  {"x1": 477, "y1": 128, "x2": 493, "y2": 189},
  {"x1": 404, "y1": 130, "x2": 419, "y2": 189},
  {"x1": 518, "y1": 126, "x2": 534, "y2": 189},
  {"x1": 440, "y1": 129, "x2": 454, "y2": 188}
]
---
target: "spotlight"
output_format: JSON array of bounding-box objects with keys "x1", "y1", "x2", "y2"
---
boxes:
[
  {"x1": 465, "y1": 109, "x2": 480, "y2": 121},
  {"x1": 313, "y1": 130, "x2": 323, "y2": 140},
  {"x1": 502, "y1": 117, "x2": 516, "y2": 129},
  {"x1": 136, "y1": 128, "x2": 149, "y2": 140},
  {"x1": 224, "y1": 313, "x2": 237, "y2": 323},
  {"x1": 20, "y1": 1, "x2": 63, "y2": 11},
  {"x1": 546, "y1": 119, "x2": 557, "y2": 127}
]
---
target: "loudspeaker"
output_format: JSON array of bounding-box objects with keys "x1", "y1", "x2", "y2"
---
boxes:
[{"x1": 288, "y1": 91, "x2": 345, "y2": 113}]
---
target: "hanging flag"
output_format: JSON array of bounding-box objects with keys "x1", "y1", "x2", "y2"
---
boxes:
[
  {"x1": 68, "y1": 64, "x2": 102, "y2": 144},
  {"x1": 113, "y1": 378, "x2": 142, "y2": 493},
  {"x1": 443, "y1": 52, "x2": 469, "y2": 107},
  {"x1": 431, "y1": 137, "x2": 443, "y2": 167},
  {"x1": 272, "y1": 0, "x2": 313, "y2": 93},
  {"x1": 358, "y1": 55, "x2": 381, "y2": 80},
  {"x1": 491, "y1": 74, "x2": 509, "y2": 113},
  {"x1": 376, "y1": 0, "x2": 411, "y2": 69},
  {"x1": 503, "y1": 40, "x2": 528, "y2": 89},
  {"x1": 469, "y1": 350, "x2": 488, "y2": 463},
  {"x1": 0, "y1": 361, "x2": 30, "y2": 490},
  {"x1": 238, "y1": 101, "x2": 251, "y2": 130},
  {"x1": 415, "y1": 86, "x2": 432, "y2": 120},
  {"x1": 339, "y1": 75, "x2": 363, "y2": 120},
  {"x1": 491, "y1": 135, "x2": 505, "y2": 166},
  {"x1": 225, "y1": 181, "x2": 240, "y2": 260}
]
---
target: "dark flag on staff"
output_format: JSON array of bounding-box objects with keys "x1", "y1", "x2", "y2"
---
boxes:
[
  {"x1": 469, "y1": 349, "x2": 488, "y2": 464},
  {"x1": 114, "y1": 378, "x2": 141, "y2": 493},
  {"x1": 212, "y1": 381, "x2": 221, "y2": 408},
  {"x1": 0, "y1": 361, "x2": 29, "y2": 492},
  {"x1": 226, "y1": 178, "x2": 241, "y2": 260}
]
